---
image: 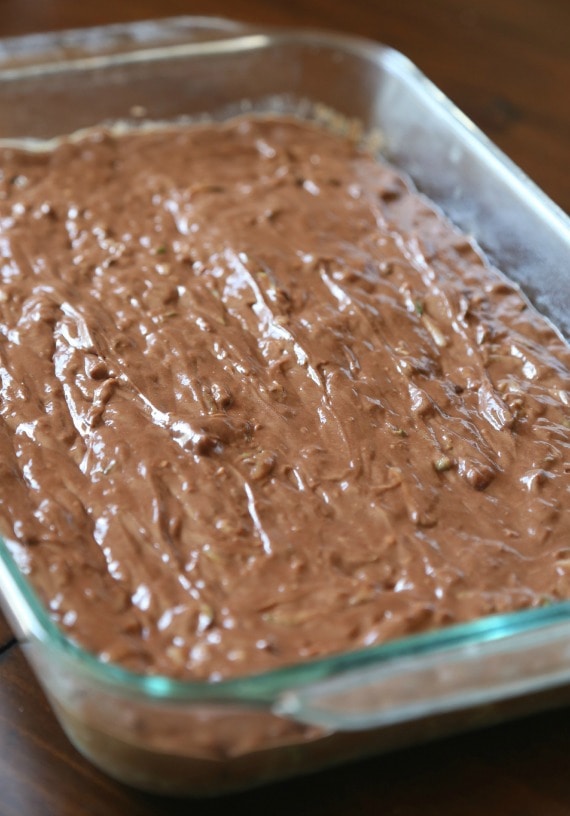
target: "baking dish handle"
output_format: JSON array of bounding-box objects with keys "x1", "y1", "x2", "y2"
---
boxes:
[
  {"x1": 0, "y1": 16, "x2": 253, "y2": 72},
  {"x1": 275, "y1": 621, "x2": 570, "y2": 730}
]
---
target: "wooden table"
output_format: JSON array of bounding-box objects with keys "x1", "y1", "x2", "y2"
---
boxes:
[{"x1": 0, "y1": 1, "x2": 569, "y2": 813}]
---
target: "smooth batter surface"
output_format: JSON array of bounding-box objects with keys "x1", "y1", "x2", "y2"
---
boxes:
[{"x1": 0, "y1": 117, "x2": 569, "y2": 679}]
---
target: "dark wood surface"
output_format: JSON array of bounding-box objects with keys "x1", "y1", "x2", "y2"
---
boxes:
[
  {"x1": 0, "y1": 612, "x2": 14, "y2": 645},
  {"x1": 0, "y1": 0, "x2": 569, "y2": 813}
]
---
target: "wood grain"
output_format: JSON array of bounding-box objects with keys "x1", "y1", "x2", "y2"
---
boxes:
[{"x1": 0, "y1": 1, "x2": 569, "y2": 813}]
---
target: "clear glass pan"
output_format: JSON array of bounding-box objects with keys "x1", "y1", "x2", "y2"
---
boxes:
[{"x1": 0, "y1": 16, "x2": 569, "y2": 796}]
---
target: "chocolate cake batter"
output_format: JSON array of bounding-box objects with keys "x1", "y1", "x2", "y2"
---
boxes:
[{"x1": 0, "y1": 117, "x2": 568, "y2": 679}]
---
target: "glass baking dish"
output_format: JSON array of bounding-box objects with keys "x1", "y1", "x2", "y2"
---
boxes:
[{"x1": 0, "y1": 16, "x2": 570, "y2": 797}]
